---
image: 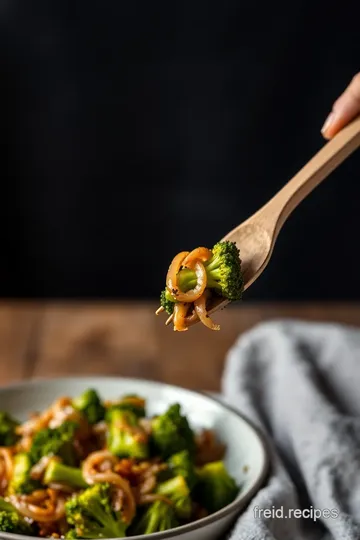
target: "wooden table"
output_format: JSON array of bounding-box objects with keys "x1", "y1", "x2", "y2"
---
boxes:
[{"x1": 1, "y1": 301, "x2": 360, "y2": 392}]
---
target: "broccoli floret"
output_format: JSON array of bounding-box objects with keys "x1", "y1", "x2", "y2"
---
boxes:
[
  {"x1": 151, "y1": 404, "x2": 195, "y2": 459},
  {"x1": 0, "y1": 411, "x2": 19, "y2": 447},
  {"x1": 0, "y1": 511, "x2": 34, "y2": 535},
  {"x1": 65, "y1": 483, "x2": 128, "y2": 539},
  {"x1": 160, "y1": 289, "x2": 176, "y2": 315},
  {"x1": 43, "y1": 460, "x2": 88, "y2": 490},
  {"x1": 157, "y1": 476, "x2": 192, "y2": 519},
  {"x1": 132, "y1": 500, "x2": 178, "y2": 535},
  {"x1": 29, "y1": 421, "x2": 78, "y2": 466},
  {"x1": 167, "y1": 450, "x2": 197, "y2": 490},
  {"x1": 65, "y1": 528, "x2": 80, "y2": 538},
  {"x1": 195, "y1": 461, "x2": 238, "y2": 513},
  {"x1": 72, "y1": 389, "x2": 105, "y2": 425},
  {"x1": 203, "y1": 241, "x2": 243, "y2": 301},
  {"x1": 0, "y1": 497, "x2": 35, "y2": 535},
  {"x1": 106, "y1": 395, "x2": 146, "y2": 419},
  {"x1": 8, "y1": 453, "x2": 41, "y2": 494},
  {"x1": 107, "y1": 409, "x2": 149, "y2": 459},
  {"x1": 160, "y1": 241, "x2": 243, "y2": 315}
]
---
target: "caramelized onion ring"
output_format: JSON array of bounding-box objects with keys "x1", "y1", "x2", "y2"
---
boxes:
[
  {"x1": 166, "y1": 251, "x2": 189, "y2": 298},
  {"x1": 10, "y1": 494, "x2": 66, "y2": 523},
  {"x1": 194, "y1": 292, "x2": 220, "y2": 331},
  {"x1": 182, "y1": 247, "x2": 212, "y2": 268},
  {"x1": 82, "y1": 450, "x2": 118, "y2": 483},
  {"x1": 20, "y1": 490, "x2": 49, "y2": 504},
  {"x1": 82, "y1": 451, "x2": 136, "y2": 524},
  {"x1": 173, "y1": 303, "x2": 189, "y2": 332},
  {"x1": 173, "y1": 261, "x2": 207, "y2": 302},
  {"x1": 87, "y1": 472, "x2": 136, "y2": 524}
]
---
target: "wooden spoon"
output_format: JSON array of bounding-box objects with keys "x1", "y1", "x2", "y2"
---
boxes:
[{"x1": 201, "y1": 115, "x2": 360, "y2": 320}]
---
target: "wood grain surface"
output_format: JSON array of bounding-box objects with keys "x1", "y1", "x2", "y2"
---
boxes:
[{"x1": 1, "y1": 302, "x2": 360, "y2": 391}]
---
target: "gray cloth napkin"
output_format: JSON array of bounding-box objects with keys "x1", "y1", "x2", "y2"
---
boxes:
[{"x1": 222, "y1": 320, "x2": 360, "y2": 540}]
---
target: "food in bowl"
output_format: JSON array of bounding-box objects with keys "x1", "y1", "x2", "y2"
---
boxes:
[
  {"x1": 156, "y1": 241, "x2": 243, "y2": 331},
  {"x1": 0, "y1": 389, "x2": 239, "y2": 538}
]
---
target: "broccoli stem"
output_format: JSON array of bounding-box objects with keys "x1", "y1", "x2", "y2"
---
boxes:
[
  {"x1": 156, "y1": 476, "x2": 192, "y2": 519},
  {"x1": 177, "y1": 269, "x2": 197, "y2": 291},
  {"x1": 0, "y1": 498, "x2": 16, "y2": 513},
  {"x1": 9, "y1": 453, "x2": 41, "y2": 495},
  {"x1": 157, "y1": 476, "x2": 185, "y2": 497},
  {"x1": 172, "y1": 264, "x2": 221, "y2": 294},
  {"x1": 164, "y1": 271, "x2": 197, "y2": 303},
  {"x1": 43, "y1": 461, "x2": 88, "y2": 489},
  {"x1": 107, "y1": 410, "x2": 149, "y2": 459},
  {"x1": 132, "y1": 500, "x2": 178, "y2": 535}
]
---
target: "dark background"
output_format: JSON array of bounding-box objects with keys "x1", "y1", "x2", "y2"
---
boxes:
[{"x1": 0, "y1": 1, "x2": 359, "y2": 301}]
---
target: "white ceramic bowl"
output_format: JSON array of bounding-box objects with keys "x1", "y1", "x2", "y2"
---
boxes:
[{"x1": 0, "y1": 377, "x2": 269, "y2": 540}]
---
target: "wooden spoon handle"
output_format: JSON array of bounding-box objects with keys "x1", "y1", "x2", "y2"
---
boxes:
[{"x1": 261, "y1": 116, "x2": 360, "y2": 235}]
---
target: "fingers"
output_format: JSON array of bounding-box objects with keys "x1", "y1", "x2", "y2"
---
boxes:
[{"x1": 321, "y1": 73, "x2": 360, "y2": 139}]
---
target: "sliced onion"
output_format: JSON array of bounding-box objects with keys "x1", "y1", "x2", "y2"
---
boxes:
[
  {"x1": 10, "y1": 494, "x2": 66, "y2": 523},
  {"x1": 20, "y1": 490, "x2": 48, "y2": 504},
  {"x1": 82, "y1": 450, "x2": 118, "y2": 484},
  {"x1": 182, "y1": 247, "x2": 212, "y2": 268},
  {"x1": 166, "y1": 251, "x2": 189, "y2": 298},
  {"x1": 173, "y1": 261, "x2": 207, "y2": 302},
  {"x1": 173, "y1": 303, "x2": 190, "y2": 332},
  {"x1": 194, "y1": 292, "x2": 220, "y2": 331},
  {"x1": 88, "y1": 472, "x2": 136, "y2": 524},
  {"x1": 81, "y1": 450, "x2": 135, "y2": 524}
]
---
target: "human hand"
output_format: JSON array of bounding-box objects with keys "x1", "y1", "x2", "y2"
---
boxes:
[{"x1": 321, "y1": 73, "x2": 360, "y2": 139}]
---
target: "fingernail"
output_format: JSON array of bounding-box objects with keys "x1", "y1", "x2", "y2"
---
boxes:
[{"x1": 321, "y1": 112, "x2": 335, "y2": 135}]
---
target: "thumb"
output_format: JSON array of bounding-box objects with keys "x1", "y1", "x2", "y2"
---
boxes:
[{"x1": 321, "y1": 73, "x2": 360, "y2": 139}]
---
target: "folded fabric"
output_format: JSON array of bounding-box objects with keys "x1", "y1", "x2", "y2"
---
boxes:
[{"x1": 222, "y1": 320, "x2": 360, "y2": 540}]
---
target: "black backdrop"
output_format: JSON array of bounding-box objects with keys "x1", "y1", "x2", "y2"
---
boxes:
[{"x1": 0, "y1": 1, "x2": 359, "y2": 300}]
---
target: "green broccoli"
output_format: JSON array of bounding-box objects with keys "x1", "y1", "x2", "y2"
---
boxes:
[
  {"x1": 131, "y1": 500, "x2": 178, "y2": 535},
  {"x1": 72, "y1": 389, "x2": 105, "y2": 425},
  {"x1": 160, "y1": 241, "x2": 243, "y2": 314},
  {"x1": 106, "y1": 409, "x2": 149, "y2": 459},
  {"x1": 106, "y1": 395, "x2": 146, "y2": 420},
  {"x1": 156, "y1": 476, "x2": 192, "y2": 519},
  {"x1": 8, "y1": 453, "x2": 41, "y2": 495},
  {"x1": 167, "y1": 450, "x2": 197, "y2": 490},
  {"x1": 0, "y1": 497, "x2": 35, "y2": 535},
  {"x1": 151, "y1": 404, "x2": 195, "y2": 459},
  {"x1": 65, "y1": 483, "x2": 128, "y2": 539},
  {"x1": 65, "y1": 529, "x2": 80, "y2": 539},
  {"x1": 195, "y1": 461, "x2": 238, "y2": 513},
  {"x1": 160, "y1": 289, "x2": 175, "y2": 315},
  {"x1": 0, "y1": 411, "x2": 19, "y2": 447},
  {"x1": 29, "y1": 420, "x2": 78, "y2": 466},
  {"x1": 43, "y1": 460, "x2": 88, "y2": 490}
]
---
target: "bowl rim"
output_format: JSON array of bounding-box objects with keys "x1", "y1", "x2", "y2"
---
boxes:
[{"x1": 0, "y1": 376, "x2": 270, "y2": 540}]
